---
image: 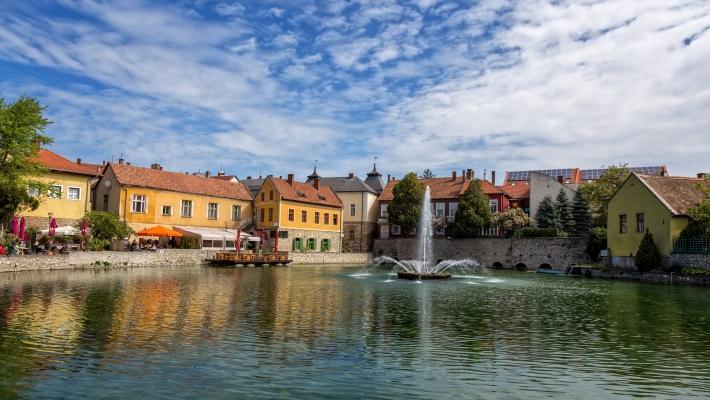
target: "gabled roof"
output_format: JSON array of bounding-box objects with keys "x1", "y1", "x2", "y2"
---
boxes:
[
  {"x1": 108, "y1": 163, "x2": 252, "y2": 201},
  {"x1": 634, "y1": 173, "x2": 707, "y2": 216},
  {"x1": 36, "y1": 149, "x2": 102, "y2": 176},
  {"x1": 241, "y1": 177, "x2": 266, "y2": 195},
  {"x1": 462, "y1": 179, "x2": 505, "y2": 195},
  {"x1": 307, "y1": 176, "x2": 378, "y2": 194},
  {"x1": 498, "y1": 183, "x2": 530, "y2": 199},
  {"x1": 379, "y1": 177, "x2": 504, "y2": 201},
  {"x1": 269, "y1": 177, "x2": 342, "y2": 208}
]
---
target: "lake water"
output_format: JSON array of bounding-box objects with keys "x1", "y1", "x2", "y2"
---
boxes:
[{"x1": 1, "y1": 265, "x2": 709, "y2": 399}]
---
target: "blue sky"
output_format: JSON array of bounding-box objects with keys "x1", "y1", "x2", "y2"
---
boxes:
[{"x1": 1, "y1": 0, "x2": 709, "y2": 180}]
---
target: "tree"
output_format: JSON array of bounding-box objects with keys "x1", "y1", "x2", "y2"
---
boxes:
[
  {"x1": 81, "y1": 211, "x2": 133, "y2": 241},
  {"x1": 578, "y1": 164, "x2": 631, "y2": 227},
  {"x1": 572, "y1": 190, "x2": 592, "y2": 236},
  {"x1": 635, "y1": 231, "x2": 663, "y2": 272},
  {"x1": 535, "y1": 196, "x2": 557, "y2": 228},
  {"x1": 419, "y1": 169, "x2": 436, "y2": 179},
  {"x1": 387, "y1": 172, "x2": 423, "y2": 236},
  {"x1": 679, "y1": 180, "x2": 710, "y2": 239},
  {"x1": 0, "y1": 96, "x2": 52, "y2": 232},
  {"x1": 555, "y1": 189, "x2": 575, "y2": 233},
  {"x1": 491, "y1": 208, "x2": 531, "y2": 237},
  {"x1": 586, "y1": 227, "x2": 607, "y2": 262},
  {"x1": 453, "y1": 180, "x2": 492, "y2": 237}
]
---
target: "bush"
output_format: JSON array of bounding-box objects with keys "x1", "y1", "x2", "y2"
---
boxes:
[
  {"x1": 516, "y1": 227, "x2": 565, "y2": 237},
  {"x1": 491, "y1": 208, "x2": 531, "y2": 237},
  {"x1": 180, "y1": 237, "x2": 200, "y2": 249},
  {"x1": 82, "y1": 211, "x2": 133, "y2": 241},
  {"x1": 681, "y1": 268, "x2": 710, "y2": 276},
  {"x1": 87, "y1": 238, "x2": 111, "y2": 251},
  {"x1": 636, "y1": 232, "x2": 663, "y2": 272},
  {"x1": 586, "y1": 227, "x2": 607, "y2": 262}
]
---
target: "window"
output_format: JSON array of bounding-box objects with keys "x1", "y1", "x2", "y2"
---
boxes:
[
  {"x1": 489, "y1": 199, "x2": 499, "y2": 213},
  {"x1": 619, "y1": 214, "x2": 627, "y2": 233},
  {"x1": 301, "y1": 210, "x2": 307, "y2": 223},
  {"x1": 350, "y1": 230, "x2": 356, "y2": 240},
  {"x1": 208, "y1": 203, "x2": 218, "y2": 219},
  {"x1": 307, "y1": 238, "x2": 316, "y2": 250},
  {"x1": 315, "y1": 212, "x2": 320, "y2": 224},
  {"x1": 350, "y1": 204, "x2": 356, "y2": 216},
  {"x1": 103, "y1": 194, "x2": 109, "y2": 211},
  {"x1": 448, "y1": 202, "x2": 458, "y2": 221},
  {"x1": 232, "y1": 205, "x2": 241, "y2": 221},
  {"x1": 27, "y1": 187, "x2": 40, "y2": 197},
  {"x1": 636, "y1": 213, "x2": 645, "y2": 233},
  {"x1": 380, "y1": 204, "x2": 388, "y2": 218},
  {"x1": 132, "y1": 194, "x2": 146, "y2": 213},
  {"x1": 260, "y1": 208, "x2": 265, "y2": 222},
  {"x1": 293, "y1": 238, "x2": 302, "y2": 251},
  {"x1": 392, "y1": 225, "x2": 401, "y2": 235},
  {"x1": 67, "y1": 187, "x2": 81, "y2": 200},
  {"x1": 260, "y1": 192, "x2": 265, "y2": 201},
  {"x1": 324, "y1": 213, "x2": 330, "y2": 224},
  {"x1": 435, "y1": 202, "x2": 445, "y2": 217},
  {"x1": 333, "y1": 214, "x2": 338, "y2": 226},
  {"x1": 49, "y1": 185, "x2": 62, "y2": 199},
  {"x1": 202, "y1": 240, "x2": 212, "y2": 248},
  {"x1": 321, "y1": 239, "x2": 331, "y2": 252},
  {"x1": 268, "y1": 207, "x2": 273, "y2": 222},
  {"x1": 181, "y1": 200, "x2": 193, "y2": 217},
  {"x1": 162, "y1": 205, "x2": 172, "y2": 216},
  {"x1": 288, "y1": 209, "x2": 295, "y2": 221},
  {"x1": 269, "y1": 191, "x2": 274, "y2": 200}
]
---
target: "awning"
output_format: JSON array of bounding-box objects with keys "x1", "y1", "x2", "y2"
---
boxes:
[
  {"x1": 136, "y1": 226, "x2": 184, "y2": 237},
  {"x1": 173, "y1": 226, "x2": 260, "y2": 242}
]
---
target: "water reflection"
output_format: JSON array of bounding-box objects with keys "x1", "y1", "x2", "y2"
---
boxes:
[{"x1": 0, "y1": 267, "x2": 709, "y2": 399}]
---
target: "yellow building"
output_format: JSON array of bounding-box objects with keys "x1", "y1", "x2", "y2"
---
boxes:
[
  {"x1": 607, "y1": 173, "x2": 706, "y2": 267},
  {"x1": 255, "y1": 174, "x2": 343, "y2": 252},
  {"x1": 93, "y1": 161, "x2": 253, "y2": 246},
  {"x1": 19, "y1": 149, "x2": 102, "y2": 230}
]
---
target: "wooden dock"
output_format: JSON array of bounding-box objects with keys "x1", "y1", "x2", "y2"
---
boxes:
[{"x1": 206, "y1": 251, "x2": 291, "y2": 267}]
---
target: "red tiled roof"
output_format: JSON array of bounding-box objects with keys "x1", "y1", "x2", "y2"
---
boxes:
[
  {"x1": 636, "y1": 174, "x2": 707, "y2": 215},
  {"x1": 462, "y1": 179, "x2": 504, "y2": 195},
  {"x1": 499, "y1": 183, "x2": 530, "y2": 199},
  {"x1": 109, "y1": 163, "x2": 252, "y2": 201},
  {"x1": 270, "y1": 177, "x2": 342, "y2": 208},
  {"x1": 211, "y1": 175, "x2": 237, "y2": 181},
  {"x1": 36, "y1": 149, "x2": 102, "y2": 176},
  {"x1": 379, "y1": 177, "x2": 504, "y2": 201}
]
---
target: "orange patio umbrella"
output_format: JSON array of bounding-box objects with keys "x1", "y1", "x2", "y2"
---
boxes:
[{"x1": 135, "y1": 226, "x2": 184, "y2": 237}]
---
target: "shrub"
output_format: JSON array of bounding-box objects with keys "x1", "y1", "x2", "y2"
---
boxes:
[
  {"x1": 586, "y1": 227, "x2": 607, "y2": 262},
  {"x1": 636, "y1": 232, "x2": 663, "y2": 272},
  {"x1": 516, "y1": 227, "x2": 564, "y2": 238},
  {"x1": 681, "y1": 268, "x2": 710, "y2": 276},
  {"x1": 180, "y1": 237, "x2": 200, "y2": 249},
  {"x1": 87, "y1": 238, "x2": 111, "y2": 251},
  {"x1": 491, "y1": 208, "x2": 531, "y2": 237}
]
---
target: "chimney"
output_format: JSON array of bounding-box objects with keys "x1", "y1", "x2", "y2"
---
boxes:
[
  {"x1": 151, "y1": 163, "x2": 161, "y2": 170},
  {"x1": 348, "y1": 172, "x2": 354, "y2": 178},
  {"x1": 217, "y1": 170, "x2": 225, "y2": 177},
  {"x1": 247, "y1": 176, "x2": 252, "y2": 179},
  {"x1": 661, "y1": 168, "x2": 668, "y2": 177},
  {"x1": 102, "y1": 161, "x2": 106, "y2": 166},
  {"x1": 118, "y1": 158, "x2": 125, "y2": 165},
  {"x1": 452, "y1": 171, "x2": 457, "y2": 181},
  {"x1": 287, "y1": 173, "x2": 294, "y2": 185},
  {"x1": 205, "y1": 171, "x2": 211, "y2": 178},
  {"x1": 698, "y1": 173, "x2": 707, "y2": 179},
  {"x1": 279, "y1": 175, "x2": 282, "y2": 179},
  {"x1": 76, "y1": 158, "x2": 82, "y2": 164},
  {"x1": 465, "y1": 169, "x2": 473, "y2": 180},
  {"x1": 126, "y1": 162, "x2": 131, "y2": 166},
  {"x1": 557, "y1": 175, "x2": 564, "y2": 184},
  {"x1": 491, "y1": 170, "x2": 496, "y2": 185},
  {"x1": 313, "y1": 178, "x2": 320, "y2": 190},
  {"x1": 387, "y1": 174, "x2": 391, "y2": 182},
  {"x1": 462, "y1": 170, "x2": 465, "y2": 180}
]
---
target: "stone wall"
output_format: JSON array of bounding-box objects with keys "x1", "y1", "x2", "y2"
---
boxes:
[
  {"x1": 373, "y1": 237, "x2": 588, "y2": 270},
  {"x1": 342, "y1": 222, "x2": 377, "y2": 253},
  {"x1": 669, "y1": 253, "x2": 710, "y2": 269},
  {"x1": 290, "y1": 252, "x2": 372, "y2": 265},
  {"x1": 284, "y1": 228, "x2": 341, "y2": 252},
  {"x1": 22, "y1": 216, "x2": 80, "y2": 230}
]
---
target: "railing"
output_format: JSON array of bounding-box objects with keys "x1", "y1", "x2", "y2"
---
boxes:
[{"x1": 673, "y1": 237, "x2": 710, "y2": 254}]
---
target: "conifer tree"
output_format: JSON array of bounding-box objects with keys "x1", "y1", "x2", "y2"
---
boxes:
[
  {"x1": 572, "y1": 190, "x2": 591, "y2": 236},
  {"x1": 535, "y1": 196, "x2": 557, "y2": 228},
  {"x1": 635, "y1": 231, "x2": 663, "y2": 272},
  {"x1": 387, "y1": 172, "x2": 423, "y2": 236},
  {"x1": 555, "y1": 189, "x2": 575, "y2": 233},
  {"x1": 454, "y1": 180, "x2": 492, "y2": 238}
]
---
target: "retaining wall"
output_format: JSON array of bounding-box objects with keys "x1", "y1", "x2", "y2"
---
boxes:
[
  {"x1": 373, "y1": 237, "x2": 588, "y2": 270},
  {"x1": 290, "y1": 252, "x2": 371, "y2": 265},
  {"x1": 669, "y1": 254, "x2": 710, "y2": 269}
]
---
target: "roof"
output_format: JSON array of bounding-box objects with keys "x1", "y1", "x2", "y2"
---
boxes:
[
  {"x1": 582, "y1": 166, "x2": 667, "y2": 181},
  {"x1": 270, "y1": 177, "x2": 342, "y2": 208},
  {"x1": 504, "y1": 165, "x2": 668, "y2": 184},
  {"x1": 498, "y1": 183, "x2": 530, "y2": 199},
  {"x1": 211, "y1": 175, "x2": 238, "y2": 182},
  {"x1": 36, "y1": 149, "x2": 102, "y2": 176},
  {"x1": 635, "y1": 174, "x2": 707, "y2": 216},
  {"x1": 108, "y1": 163, "x2": 253, "y2": 201},
  {"x1": 241, "y1": 177, "x2": 266, "y2": 195},
  {"x1": 307, "y1": 176, "x2": 378, "y2": 194},
  {"x1": 379, "y1": 177, "x2": 504, "y2": 201}
]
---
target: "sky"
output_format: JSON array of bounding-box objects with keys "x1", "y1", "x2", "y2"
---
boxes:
[{"x1": 1, "y1": 0, "x2": 709, "y2": 181}]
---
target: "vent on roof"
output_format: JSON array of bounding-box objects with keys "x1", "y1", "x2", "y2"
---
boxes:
[
  {"x1": 317, "y1": 194, "x2": 326, "y2": 201},
  {"x1": 296, "y1": 190, "x2": 306, "y2": 197}
]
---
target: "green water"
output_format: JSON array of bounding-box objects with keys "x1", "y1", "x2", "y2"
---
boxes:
[{"x1": 0, "y1": 265, "x2": 709, "y2": 399}]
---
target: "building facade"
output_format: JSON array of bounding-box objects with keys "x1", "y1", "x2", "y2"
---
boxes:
[
  {"x1": 19, "y1": 149, "x2": 102, "y2": 230},
  {"x1": 255, "y1": 174, "x2": 343, "y2": 252},
  {"x1": 607, "y1": 173, "x2": 705, "y2": 267},
  {"x1": 93, "y1": 161, "x2": 253, "y2": 235}
]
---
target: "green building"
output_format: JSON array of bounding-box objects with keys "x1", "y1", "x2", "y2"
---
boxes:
[{"x1": 607, "y1": 173, "x2": 706, "y2": 267}]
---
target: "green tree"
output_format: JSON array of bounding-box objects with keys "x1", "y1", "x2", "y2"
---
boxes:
[
  {"x1": 491, "y1": 208, "x2": 531, "y2": 237},
  {"x1": 555, "y1": 189, "x2": 575, "y2": 233},
  {"x1": 635, "y1": 231, "x2": 663, "y2": 272},
  {"x1": 586, "y1": 227, "x2": 607, "y2": 262},
  {"x1": 419, "y1": 169, "x2": 436, "y2": 179},
  {"x1": 579, "y1": 164, "x2": 631, "y2": 227},
  {"x1": 535, "y1": 196, "x2": 557, "y2": 228},
  {"x1": 453, "y1": 180, "x2": 492, "y2": 237},
  {"x1": 679, "y1": 180, "x2": 710, "y2": 239},
  {"x1": 0, "y1": 96, "x2": 52, "y2": 232},
  {"x1": 81, "y1": 211, "x2": 133, "y2": 241},
  {"x1": 572, "y1": 190, "x2": 592, "y2": 236},
  {"x1": 387, "y1": 172, "x2": 423, "y2": 236}
]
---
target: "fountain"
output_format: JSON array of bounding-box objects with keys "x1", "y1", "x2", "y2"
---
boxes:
[{"x1": 374, "y1": 186, "x2": 481, "y2": 280}]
